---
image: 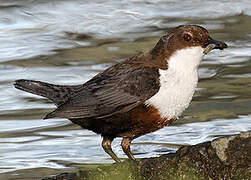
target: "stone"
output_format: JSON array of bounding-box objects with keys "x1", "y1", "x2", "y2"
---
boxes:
[{"x1": 42, "y1": 131, "x2": 251, "y2": 180}]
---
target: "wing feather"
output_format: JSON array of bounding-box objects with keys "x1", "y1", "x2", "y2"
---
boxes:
[{"x1": 44, "y1": 66, "x2": 160, "y2": 120}]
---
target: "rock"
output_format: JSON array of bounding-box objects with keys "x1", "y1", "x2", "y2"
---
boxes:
[{"x1": 42, "y1": 131, "x2": 251, "y2": 180}]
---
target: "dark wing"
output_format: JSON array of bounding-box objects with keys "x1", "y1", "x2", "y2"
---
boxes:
[
  {"x1": 14, "y1": 79, "x2": 84, "y2": 106},
  {"x1": 44, "y1": 65, "x2": 160, "y2": 119}
]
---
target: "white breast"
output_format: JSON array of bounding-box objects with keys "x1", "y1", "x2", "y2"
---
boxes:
[{"x1": 145, "y1": 46, "x2": 204, "y2": 119}]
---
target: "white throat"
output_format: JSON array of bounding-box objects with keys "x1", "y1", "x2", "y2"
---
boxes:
[{"x1": 145, "y1": 46, "x2": 204, "y2": 119}]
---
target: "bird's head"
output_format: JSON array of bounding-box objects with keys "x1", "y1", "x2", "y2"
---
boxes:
[{"x1": 151, "y1": 25, "x2": 228, "y2": 70}]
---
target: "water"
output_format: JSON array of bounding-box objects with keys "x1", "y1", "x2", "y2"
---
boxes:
[{"x1": 0, "y1": 0, "x2": 251, "y2": 179}]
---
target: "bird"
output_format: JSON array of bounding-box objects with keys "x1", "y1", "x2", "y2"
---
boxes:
[{"x1": 14, "y1": 25, "x2": 227, "y2": 162}]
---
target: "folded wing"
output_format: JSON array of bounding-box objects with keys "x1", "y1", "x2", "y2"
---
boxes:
[{"x1": 44, "y1": 66, "x2": 160, "y2": 119}]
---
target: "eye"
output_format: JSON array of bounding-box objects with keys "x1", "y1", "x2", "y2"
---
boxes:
[
  {"x1": 162, "y1": 35, "x2": 169, "y2": 43},
  {"x1": 183, "y1": 33, "x2": 192, "y2": 41}
]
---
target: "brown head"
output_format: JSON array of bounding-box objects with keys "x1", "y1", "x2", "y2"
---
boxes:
[{"x1": 150, "y1": 25, "x2": 227, "y2": 69}]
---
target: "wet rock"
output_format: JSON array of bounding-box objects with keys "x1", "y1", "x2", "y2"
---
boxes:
[{"x1": 42, "y1": 131, "x2": 251, "y2": 180}]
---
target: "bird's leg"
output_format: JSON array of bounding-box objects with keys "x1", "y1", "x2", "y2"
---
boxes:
[
  {"x1": 121, "y1": 137, "x2": 136, "y2": 161},
  {"x1": 102, "y1": 136, "x2": 121, "y2": 163}
]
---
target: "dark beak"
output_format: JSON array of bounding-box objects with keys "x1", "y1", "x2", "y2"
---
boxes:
[
  {"x1": 203, "y1": 38, "x2": 227, "y2": 54},
  {"x1": 208, "y1": 39, "x2": 228, "y2": 50}
]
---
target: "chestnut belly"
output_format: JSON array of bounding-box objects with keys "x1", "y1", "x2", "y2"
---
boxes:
[{"x1": 70, "y1": 105, "x2": 175, "y2": 138}]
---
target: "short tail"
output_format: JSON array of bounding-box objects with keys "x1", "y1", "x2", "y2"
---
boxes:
[{"x1": 14, "y1": 79, "x2": 82, "y2": 106}]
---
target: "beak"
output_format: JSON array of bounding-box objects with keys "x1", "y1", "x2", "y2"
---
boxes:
[
  {"x1": 209, "y1": 39, "x2": 228, "y2": 50},
  {"x1": 203, "y1": 38, "x2": 228, "y2": 54}
]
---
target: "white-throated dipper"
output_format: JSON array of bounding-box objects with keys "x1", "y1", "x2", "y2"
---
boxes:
[{"x1": 14, "y1": 25, "x2": 227, "y2": 162}]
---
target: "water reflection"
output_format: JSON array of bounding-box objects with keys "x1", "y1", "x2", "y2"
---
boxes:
[{"x1": 0, "y1": 0, "x2": 251, "y2": 62}]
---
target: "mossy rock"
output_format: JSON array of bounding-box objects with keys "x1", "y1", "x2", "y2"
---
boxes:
[{"x1": 43, "y1": 131, "x2": 251, "y2": 180}]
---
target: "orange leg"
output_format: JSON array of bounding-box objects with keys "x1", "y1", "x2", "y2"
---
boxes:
[
  {"x1": 121, "y1": 137, "x2": 136, "y2": 161},
  {"x1": 102, "y1": 136, "x2": 121, "y2": 162}
]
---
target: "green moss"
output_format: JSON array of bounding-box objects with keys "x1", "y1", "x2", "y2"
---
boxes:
[{"x1": 85, "y1": 161, "x2": 142, "y2": 180}]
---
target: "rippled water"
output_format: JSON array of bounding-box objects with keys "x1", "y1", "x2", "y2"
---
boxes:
[{"x1": 0, "y1": 0, "x2": 251, "y2": 179}]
